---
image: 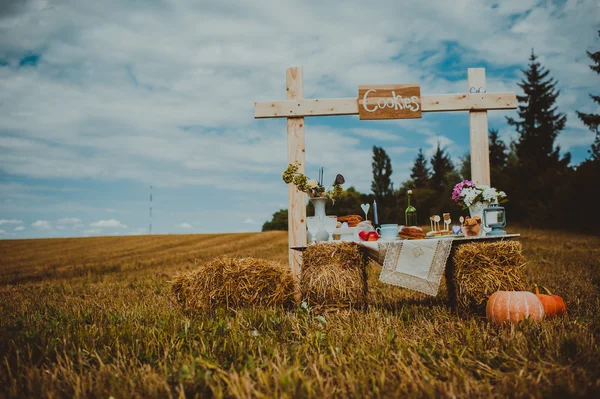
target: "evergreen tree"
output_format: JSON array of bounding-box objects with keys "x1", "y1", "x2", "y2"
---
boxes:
[
  {"x1": 430, "y1": 143, "x2": 454, "y2": 192},
  {"x1": 371, "y1": 146, "x2": 393, "y2": 198},
  {"x1": 460, "y1": 154, "x2": 471, "y2": 180},
  {"x1": 576, "y1": 31, "x2": 600, "y2": 161},
  {"x1": 505, "y1": 50, "x2": 571, "y2": 224},
  {"x1": 506, "y1": 50, "x2": 570, "y2": 171},
  {"x1": 489, "y1": 129, "x2": 508, "y2": 168},
  {"x1": 409, "y1": 148, "x2": 431, "y2": 188}
]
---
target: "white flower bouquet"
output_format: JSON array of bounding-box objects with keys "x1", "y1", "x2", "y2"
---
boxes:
[{"x1": 452, "y1": 180, "x2": 507, "y2": 209}]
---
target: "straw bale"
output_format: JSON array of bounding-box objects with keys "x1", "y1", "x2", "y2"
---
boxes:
[
  {"x1": 171, "y1": 256, "x2": 296, "y2": 311},
  {"x1": 452, "y1": 240, "x2": 527, "y2": 312},
  {"x1": 301, "y1": 242, "x2": 367, "y2": 309}
]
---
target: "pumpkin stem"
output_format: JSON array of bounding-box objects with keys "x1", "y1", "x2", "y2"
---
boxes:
[
  {"x1": 534, "y1": 284, "x2": 540, "y2": 295},
  {"x1": 540, "y1": 285, "x2": 553, "y2": 295}
]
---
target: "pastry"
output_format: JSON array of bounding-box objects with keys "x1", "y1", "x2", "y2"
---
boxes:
[
  {"x1": 398, "y1": 226, "x2": 425, "y2": 240},
  {"x1": 461, "y1": 216, "x2": 481, "y2": 236},
  {"x1": 337, "y1": 215, "x2": 364, "y2": 227}
]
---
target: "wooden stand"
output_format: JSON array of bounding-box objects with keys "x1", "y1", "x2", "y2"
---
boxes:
[{"x1": 255, "y1": 67, "x2": 517, "y2": 282}]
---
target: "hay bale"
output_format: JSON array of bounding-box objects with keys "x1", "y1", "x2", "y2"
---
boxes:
[
  {"x1": 301, "y1": 242, "x2": 367, "y2": 309},
  {"x1": 453, "y1": 240, "x2": 527, "y2": 312},
  {"x1": 171, "y1": 256, "x2": 296, "y2": 311}
]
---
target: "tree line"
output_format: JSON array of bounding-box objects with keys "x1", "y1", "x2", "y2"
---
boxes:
[{"x1": 264, "y1": 35, "x2": 600, "y2": 233}]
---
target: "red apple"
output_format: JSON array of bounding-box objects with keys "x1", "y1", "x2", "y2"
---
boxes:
[{"x1": 358, "y1": 231, "x2": 370, "y2": 241}]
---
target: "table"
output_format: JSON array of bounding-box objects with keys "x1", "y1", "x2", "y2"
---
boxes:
[{"x1": 293, "y1": 234, "x2": 521, "y2": 298}]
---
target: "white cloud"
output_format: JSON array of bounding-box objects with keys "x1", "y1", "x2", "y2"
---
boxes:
[
  {"x1": 31, "y1": 220, "x2": 51, "y2": 229},
  {"x1": 243, "y1": 218, "x2": 257, "y2": 224},
  {"x1": 83, "y1": 228, "x2": 101, "y2": 235},
  {"x1": 89, "y1": 218, "x2": 127, "y2": 228},
  {"x1": 0, "y1": 219, "x2": 23, "y2": 225},
  {"x1": 176, "y1": 222, "x2": 192, "y2": 229},
  {"x1": 14, "y1": 225, "x2": 25, "y2": 231},
  {"x1": 0, "y1": 229, "x2": 5, "y2": 234},
  {"x1": 0, "y1": 0, "x2": 596, "y2": 197},
  {"x1": 57, "y1": 217, "x2": 81, "y2": 225}
]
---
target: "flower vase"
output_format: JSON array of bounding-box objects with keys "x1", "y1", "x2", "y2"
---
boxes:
[
  {"x1": 468, "y1": 201, "x2": 491, "y2": 235},
  {"x1": 309, "y1": 197, "x2": 330, "y2": 242}
]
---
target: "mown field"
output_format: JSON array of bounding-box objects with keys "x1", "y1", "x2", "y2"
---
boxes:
[{"x1": 1, "y1": 228, "x2": 599, "y2": 398}]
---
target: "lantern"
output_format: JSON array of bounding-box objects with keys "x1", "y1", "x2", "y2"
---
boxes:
[{"x1": 483, "y1": 203, "x2": 507, "y2": 236}]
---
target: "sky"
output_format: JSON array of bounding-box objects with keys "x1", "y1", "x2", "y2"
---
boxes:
[{"x1": 0, "y1": 0, "x2": 599, "y2": 239}]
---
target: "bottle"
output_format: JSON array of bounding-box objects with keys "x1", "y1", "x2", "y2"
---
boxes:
[{"x1": 405, "y1": 189, "x2": 418, "y2": 226}]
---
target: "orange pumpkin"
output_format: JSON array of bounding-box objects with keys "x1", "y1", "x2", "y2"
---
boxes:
[
  {"x1": 534, "y1": 284, "x2": 567, "y2": 317},
  {"x1": 486, "y1": 291, "x2": 545, "y2": 324}
]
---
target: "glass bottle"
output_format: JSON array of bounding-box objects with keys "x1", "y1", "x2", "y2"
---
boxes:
[{"x1": 405, "y1": 189, "x2": 418, "y2": 226}]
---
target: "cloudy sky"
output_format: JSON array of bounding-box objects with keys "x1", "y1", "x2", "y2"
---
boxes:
[{"x1": 0, "y1": 0, "x2": 598, "y2": 239}]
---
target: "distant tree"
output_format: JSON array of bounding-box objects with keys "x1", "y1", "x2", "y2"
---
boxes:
[
  {"x1": 371, "y1": 146, "x2": 394, "y2": 198},
  {"x1": 324, "y1": 187, "x2": 365, "y2": 217},
  {"x1": 577, "y1": 31, "x2": 600, "y2": 161},
  {"x1": 489, "y1": 129, "x2": 508, "y2": 168},
  {"x1": 262, "y1": 209, "x2": 288, "y2": 231},
  {"x1": 505, "y1": 50, "x2": 571, "y2": 224},
  {"x1": 459, "y1": 154, "x2": 471, "y2": 181},
  {"x1": 410, "y1": 148, "x2": 431, "y2": 188},
  {"x1": 506, "y1": 50, "x2": 570, "y2": 171},
  {"x1": 430, "y1": 143, "x2": 454, "y2": 192}
]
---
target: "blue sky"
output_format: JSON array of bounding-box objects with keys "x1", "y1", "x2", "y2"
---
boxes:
[{"x1": 0, "y1": 0, "x2": 599, "y2": 239}]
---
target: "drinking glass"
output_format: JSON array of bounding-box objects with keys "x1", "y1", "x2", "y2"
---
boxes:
[
  {"x1": 324, "y1": 216, "x2": 338, "y2": 241},
  {"x1": 306, "y1": 216, "x2": 320, "y2": 245}
]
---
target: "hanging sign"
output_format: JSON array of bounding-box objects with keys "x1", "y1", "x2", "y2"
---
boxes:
[{"x1": 358, "y1": 84, "x2": 422, "y2": 120}]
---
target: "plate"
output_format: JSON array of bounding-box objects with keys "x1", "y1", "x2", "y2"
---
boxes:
[{"x1": 333, "y1": 227, "x2": 356, "y2": 235}]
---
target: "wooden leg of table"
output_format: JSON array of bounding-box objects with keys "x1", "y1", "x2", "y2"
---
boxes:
[{"x1": 445, "y1": 247, "x2": 458, "y2": 310}]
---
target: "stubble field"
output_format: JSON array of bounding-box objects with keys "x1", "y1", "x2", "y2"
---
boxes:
[{"x1": 1, "y1": 228, "x2": 599, "y2": 398}]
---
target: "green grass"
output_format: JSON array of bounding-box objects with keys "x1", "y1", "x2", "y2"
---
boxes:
[{"x1": 1, "y1": 228, "x2": 599, "y2": 398}]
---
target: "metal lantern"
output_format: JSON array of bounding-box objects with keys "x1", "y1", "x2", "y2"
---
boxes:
[{"x1": 483, "y1": 203, "x2": 507, "y2": 236}]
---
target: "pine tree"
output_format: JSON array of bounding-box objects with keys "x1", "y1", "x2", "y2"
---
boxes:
[
  {"x1": 576, "y1": 31, "x2": 600, "y2": 161},
  {"x1": 430, "y1": 143, "x2": 454, "y2": 192},
  {"x1": 459, "y1": 154, "x2": 471, "y2": 180},
  {"x1": 506, "y1": 50, "x2": 569, "y2": 171},
  {"x1": 410, "y1": 148, "x2": 431, "y2": 188},
  {"x1": 489, "y1": 129, "x2": 508, "y2": 168},
  {"x1": 371, "y1": 146, "x2": 393, "y2": 198}
]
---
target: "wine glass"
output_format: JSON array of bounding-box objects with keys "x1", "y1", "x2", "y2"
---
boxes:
[
  {"x1": 306, "y1": 217, "x2": 319, "y2": 245},
  {"x1": 324, "y1": 216, "x2": 338, "y2": 242}
]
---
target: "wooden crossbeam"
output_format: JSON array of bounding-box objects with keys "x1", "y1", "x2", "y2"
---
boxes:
[{"x1": 254, "y1": 92, "x2": 516, "y2": 119}]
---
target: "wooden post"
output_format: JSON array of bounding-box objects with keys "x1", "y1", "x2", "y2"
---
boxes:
[
  {"x1": 286, "y1": 67, "x2": 307, "y2": 287},
  {"x1": 468, "y1": 68, "x2": 491, "y2": 185}
]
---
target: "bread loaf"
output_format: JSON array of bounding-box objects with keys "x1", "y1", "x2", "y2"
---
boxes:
[
  {"x1": 337, "y1": 215, "x2": 364, "y2": 227},
  {"x1": 399, "y1": 226, "x2": 425, "y2": 240}
]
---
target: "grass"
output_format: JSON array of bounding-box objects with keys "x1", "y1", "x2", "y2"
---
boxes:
[{"x1": 0, "y1": 227, "x2": 599, "y2": 398}]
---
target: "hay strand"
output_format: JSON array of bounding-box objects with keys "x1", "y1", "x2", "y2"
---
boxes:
[
  {"x1": 453, "y1": 240, "x2": 527, "y2": 312},
  {"x1": 171, "y1": 256, "x2": 296, "y2": 311}
]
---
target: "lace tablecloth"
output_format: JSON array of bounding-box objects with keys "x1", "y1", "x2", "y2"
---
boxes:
[{"x1": 360, "y1": 239, "x2": 453, "y2": 296}]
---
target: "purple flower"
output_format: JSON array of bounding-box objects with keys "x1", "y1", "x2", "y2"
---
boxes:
[{"x1": 452, "y1": 180, "x2": 475, "y2": 202}]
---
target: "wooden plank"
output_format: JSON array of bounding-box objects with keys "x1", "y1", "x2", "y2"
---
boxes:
[
  {"x1": 255, "y1": 98, "x2": 358, "y2": 118},
  {"x1": 254, "y1": 92, "x2": 516, "y2": 118},
  {"x1": 358, "y1": 84, "x2": 422, "y2": 120},
  {"x1": 468, "y1": 68, "x2": 491, "y2": 186},
  {"x1": 422, "y1": 92, "x2": 516, "y2": 112},
  {"x1": 285, "y1": 67, "x2": 307, "y2": 292}
]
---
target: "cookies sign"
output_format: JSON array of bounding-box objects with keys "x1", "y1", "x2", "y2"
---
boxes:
[{"x1": 358, "y1": 84, "x2": 422, "y2": 120}]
